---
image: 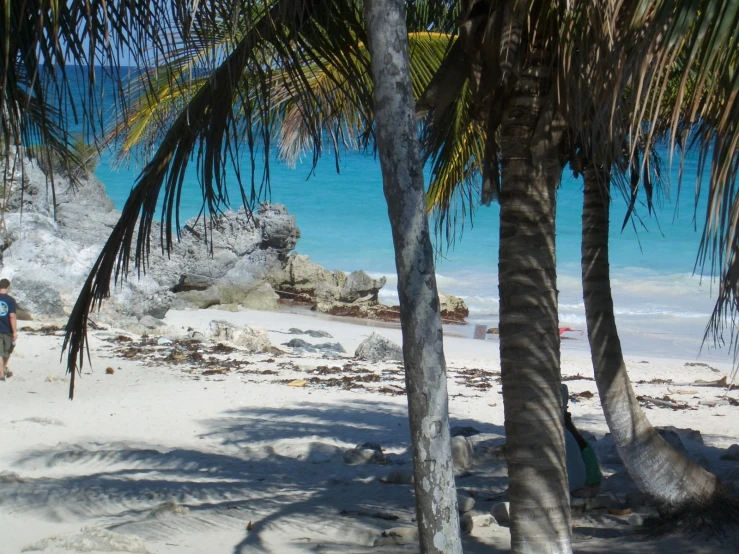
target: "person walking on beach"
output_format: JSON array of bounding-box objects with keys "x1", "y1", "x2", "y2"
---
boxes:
[{"x1": 0, "y1": 279, "x2": 17, "y2": 381}]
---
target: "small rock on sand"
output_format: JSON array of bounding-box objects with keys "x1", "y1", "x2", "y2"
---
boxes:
[
  {"x1": 343, "y1": 442, "x2": 388, "y2": 465},
  {"x1": 354, "y1": 333, "x2": 403, "y2": 363},
  {"x1": 491, "y1": 502, "x2": 510, "y2": 526},
  {"x1": 721, "y1": 444, "x2": 739, "y2": 461}
]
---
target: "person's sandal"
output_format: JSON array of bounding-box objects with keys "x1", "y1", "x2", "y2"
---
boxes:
[{"x1": 5, "y1": 370, "x2": 12, "y2": 378}]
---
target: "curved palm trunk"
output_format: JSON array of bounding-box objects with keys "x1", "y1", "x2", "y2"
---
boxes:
[
  {"x1": 582, "y1": 165, "x2": 719, "y2": 514},
  {"x1": 499, "y1": 62, "x2": 572, "y2": 552},
  {"x1": 365, "y1": 1, "x2": 462, "y2": 553}
]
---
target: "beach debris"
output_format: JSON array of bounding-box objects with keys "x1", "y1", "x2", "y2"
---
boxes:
[
  {"x1": 667, "y1": 388, "x2": 698, "y2": 395},
  {"x1": 559, "y1": 327, "x2": 583, "y2": 336},
  {"x1": 354, "y1": 333, "x2": 403, "y2": 363},
  {"x1": 150, "y1": 501, "x2": 189, "y2": 518},
  {"x1": 685, "y1": 361, "x2": 722, "y2": 373},
  {"x1": 720, "y1": 444, "x2": 739, "y2": 462},
  {"x1": 343, "y1": 442, "x2": 388, "y2": 465},
  {"x1": 699, "y1": 399, "x2": 731, "y2": 407},
  {"x1": 637, "y1": 395, "x2": 693, "y2": 410},
  {"x1": 453, "y1": 367, "x2": 500, "y2": 390},
  {"x1": 287, "y1": 379, "x2": 307, "y2": 387},
  {"x1": 373, "y1": 526, "x2": 419, "y2": 547},
  {"x1": 105, "y1": 367, "x2": 115, "y2": 375},
  {"x1": 246, "y1": 521, "x2": 254, "y2": 531},
  {"x1": 20, "y1": 324, "x2": 64, "y2": 335},
  {"x1": 157, "y1": 337, "x2": 173, "y2": 346},
  {"x1": 628, "y1": 513, "x2": 644, "y2": 526},
  {"x1": 281, "y1": 338, "x2": 346, "y2": 356},
  {"x1": 687, "y1": 376, "x2": 729, "y2": 388},
  {"x1": 339, "y1": 509, "x2": 399, "y2": 521},
  {"x1": 609, "y1": 506, "x2": 632, "y2": 516},
  {"x1": 207, "y1": 320, "x2": 271, "y2": 352},
  {"x1": 562, "y1": 373, "x2": 594, "y2": 381}
]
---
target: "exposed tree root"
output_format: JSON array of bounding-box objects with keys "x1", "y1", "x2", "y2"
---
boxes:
[{"x1": 645, "y1": 488, "x2": 739, "y2": 538}]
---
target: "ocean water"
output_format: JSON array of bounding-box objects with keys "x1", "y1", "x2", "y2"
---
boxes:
[{"x1": 95, "y1": 144, "x2": 732, "y2": 362}]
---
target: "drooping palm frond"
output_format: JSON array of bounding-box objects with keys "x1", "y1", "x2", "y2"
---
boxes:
[
  {"x1": 614, "y1": 0, "x2": 739, "y2": 353},
  {"x1": 62, "y1": 0, "x2": 376, "y2": 398},
  {"x1": 1, "y1": 1, "x2": 175, "y2": 178}
]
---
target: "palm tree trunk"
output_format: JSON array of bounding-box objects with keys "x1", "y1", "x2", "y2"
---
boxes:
[
  {"x1": 498, "y1": 61, "x2": 572, "y2": 552},
  {"x1": 581, "y1": 165, "x2": 719, "y2": 514},
  {"x1": 364, "y1": 1, "x2": 462, "y2": 552}
]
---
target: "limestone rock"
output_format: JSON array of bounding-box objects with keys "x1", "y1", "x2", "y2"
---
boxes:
[
  {"x1": 439, "y1": 292, "x2": 470, "y2": 323},
  {"x1": 207, "y1": 320, "x2": 271, "y2": 352},
  {"x1": 380, "y1": 469, "x2": 414, "y2": 485},
  {"x1": 354, "y1": 333, "x2": 403, "y2": 363},
  {"x1": 472, "y1": 514, "x2": 495, "y2": 528},
  {"x1": 457, "y1": 492, "x2": 476, "y2": 513},
  {"x1": 451, "y1": 426, "x2": 481, "y2": 438},
  {"x1": 721, "y1": 444, "x2": 739, "y2": 461},
  {"x1": 343, "y1": 442, "x2": 388, "y2": 465},
  {"x1": 451, "y1": 435, "x2": 474, "y2": 470},
  {"x1": 491, "y1": 502, "x2": 510, "y2": 526},
  {"x1": 338, "y1": 270, "x2": 386, "y2": 303},
  {"x1": 11, "y1": 277, "x2": 65, "y2": 318},
  {"x1": 460, "y1": 513, "x2": 474, "y2": 534},
  {"x1": 655, "y1": 427, "x2": 690, "y2": 457}
]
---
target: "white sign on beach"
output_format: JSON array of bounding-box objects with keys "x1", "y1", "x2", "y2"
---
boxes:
[{"x1": 473, "y1": 324, "x2": 487, "y2": 340}]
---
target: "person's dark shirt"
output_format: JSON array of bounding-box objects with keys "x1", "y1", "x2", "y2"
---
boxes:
[{"x1": 0, "y1": 293, "x2": 17, "y2": 335}]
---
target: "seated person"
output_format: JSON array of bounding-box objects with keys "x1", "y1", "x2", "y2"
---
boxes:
[{"x1": 562, "y1": 384, "x2": 603, "y2": 494}]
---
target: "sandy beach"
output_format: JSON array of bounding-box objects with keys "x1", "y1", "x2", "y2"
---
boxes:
[{"x1": 1, "y1": 307, "x2": 738, "y2": 553}]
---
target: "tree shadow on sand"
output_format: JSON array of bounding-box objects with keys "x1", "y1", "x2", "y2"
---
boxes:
[{"x1": 3, "y1": 399, "x2": 736, "y2": 553}]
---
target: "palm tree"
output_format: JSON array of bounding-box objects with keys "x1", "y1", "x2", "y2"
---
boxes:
[
  {"x1": 581, "y1": 163, "x2": 723, "y2": 515},
  {"x1": 364, "y1": 2, "x2": 462, "y2": 551}
]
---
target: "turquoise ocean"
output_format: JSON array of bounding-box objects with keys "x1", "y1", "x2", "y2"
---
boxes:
[
  {"x1": 71, "y1": 64, "x2": 728, "y2": 362},
  {"x1": 94, "y1": 145, "x2": 731, "y2": 363}
]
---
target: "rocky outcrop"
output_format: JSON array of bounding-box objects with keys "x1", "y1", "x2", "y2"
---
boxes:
[
  {"x1": 0, "y1": 152, "x2": 468, "y2": 325},
  {"x1": 0, "y1": 154, "x2": 299, "y2": 321},
  {"x1": 270, "y1": 253, "x2": 468, "y2": 324}
]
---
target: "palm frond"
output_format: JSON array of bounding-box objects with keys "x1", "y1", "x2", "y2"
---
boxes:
[{"x1": 62, "y1": 0, "x2": 376, "y2": 398}]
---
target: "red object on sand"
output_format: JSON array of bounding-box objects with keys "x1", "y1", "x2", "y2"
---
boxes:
[{"x1": 558, "y1": 327, "x2": 583, "y2": 336}]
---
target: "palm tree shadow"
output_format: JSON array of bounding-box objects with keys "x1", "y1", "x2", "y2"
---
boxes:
[{"x1": 2, "y1": 399, "x2": 508, "y2": 553}]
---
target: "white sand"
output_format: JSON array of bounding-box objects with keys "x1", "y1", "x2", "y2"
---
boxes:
[{"x1": 1, "y1": 307, "x2": 738, "y2": 553}]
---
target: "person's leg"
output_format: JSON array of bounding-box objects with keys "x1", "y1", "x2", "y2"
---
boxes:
[
  {"x1": 0, "y1": 335, "x2": 9, "y2": 379},
  {"x1": 3, "y1": 357, "x2": 10, "y2": 377}
]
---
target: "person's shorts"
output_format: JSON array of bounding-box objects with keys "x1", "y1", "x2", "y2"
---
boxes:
[{"x1": 0, "y1": 334, "x2": 14, "y2": 357}]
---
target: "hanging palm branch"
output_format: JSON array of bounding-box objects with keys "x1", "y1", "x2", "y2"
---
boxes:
[{"x1": 61, "y1": 0, "x2": 377, "y2": 398}]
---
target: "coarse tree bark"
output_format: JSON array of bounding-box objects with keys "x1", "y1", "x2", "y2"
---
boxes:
[
  {"x1": 581, "y1": 164, "x2": 720, "y2": 515},
  {"x1": 363, "y1": 1, "x2": 463, "y2": 553},
  {"x1": 498, "y1": 54, "x2": 572, "y2": 553}
]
